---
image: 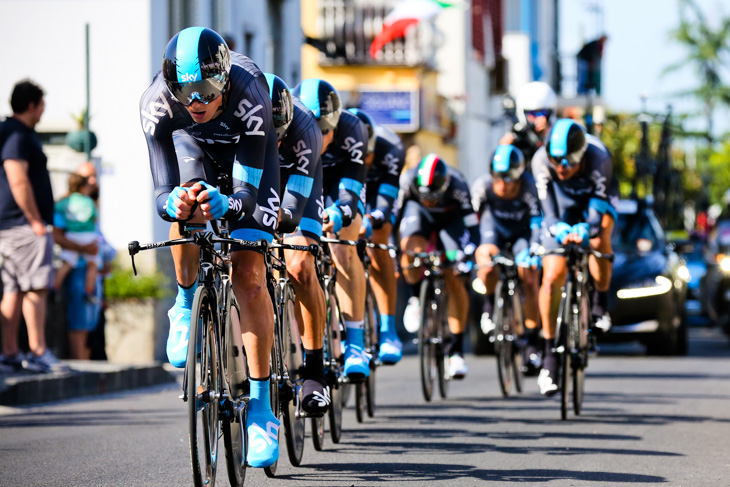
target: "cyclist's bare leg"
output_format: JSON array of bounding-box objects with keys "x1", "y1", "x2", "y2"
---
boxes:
[
  {"x1": 444, "y1": 270, "x2": 468, "y2": 335},
  {"x1": 588, "y1": 214, "x2": 614, "y2": 292},
  {"x1": 231, "y1": 250, "x2": 274, "y2": 379},
  {"x1": 518, "y1": 266, "x2": 540, "y2": 332},
  {"x1": 329, "y1": 213, "x2": 365, "y2": 322},
  {"x1": 400, "y1": 235, "x2": 428, "y2": 285},
  {"x1": 476, "y1": 243, "x2": 499, "y2": 294},
  {"x1": 283, "y1": 236, "x2": 325, "y2": 350},
  {"x1": 367, "y1": 223, "x2": 396, "y2": 316},
  {"x1": 539, "y1": 255, "x2": 568, "y2": 340}
]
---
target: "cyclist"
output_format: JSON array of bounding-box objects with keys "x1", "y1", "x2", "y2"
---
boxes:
[
  {"x1": 264, "y1": 73, "x2": 331, "y2": 415},
  {"x1": 472, "y1": 145, "x2": 543, "y2": 375},
  {"x1": 350, "y1": 109, "x2": 406, "y2": 365},
  {"x1": 140, "y1": 27, "x2": 279, "y2": 467},
  {"x1": 399, "y1": 154, "x2": 480, "y2": 378},
  {"x1": 532, "y1": 119, "x2": 616, "y2": 395},
  {"x1": 292, "y1": 79, "x2": 372, "y2": 381},
  {"x1": 501, "y1": 81, "x2": 558, "y2": 164}
]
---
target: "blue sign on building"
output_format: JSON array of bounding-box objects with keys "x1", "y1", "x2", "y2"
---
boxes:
[{"x1": 358, "y1": 90, "x2": 419, "y2": 133}]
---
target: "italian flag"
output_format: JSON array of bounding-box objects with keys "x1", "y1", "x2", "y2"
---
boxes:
[{"x1": 369, "y1": 0, "x2": 456, "y2": 58}]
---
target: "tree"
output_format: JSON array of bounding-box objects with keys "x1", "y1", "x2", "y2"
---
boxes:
[{"x1": 664, "y1": 0, "x2": 730, "y2": 145}]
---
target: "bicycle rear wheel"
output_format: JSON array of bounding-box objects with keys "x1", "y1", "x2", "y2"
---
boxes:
[
  {"x1": 418, "y1": 280, "x2": 437, "y2": 402},
  {"x1": 573, "y1": 288, "x2": 590, "y2": 415},
  {"x1": 221, "y1": 291, "x2": 246, "y2": 487},
  {"x1": 558, "y1": 282, "x2": 573, "y2": 421},
  {"x1": 279, "y1": 283, "x2": 305, "y2": 466},
  {"x1": 263, "y1": 280, "x2": 284, "y2": 478},
  {"x1": 436, "y1": 293, "x2": 449, "y2": 399},
  {"x1": 188, "y1": 286, "x2": 220, "y2": 487}
]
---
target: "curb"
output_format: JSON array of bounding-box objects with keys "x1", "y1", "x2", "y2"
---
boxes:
[{"x1": 0, "y1": 361, "x2": 176, "y2": 406}]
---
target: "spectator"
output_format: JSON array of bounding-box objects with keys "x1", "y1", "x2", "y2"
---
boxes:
[
  {"x1": 53, "y1": 173, "x2": 100, "y2": 300},
  {"x1": 0, "y1": 79, "x2": 72, "y2": 373}
]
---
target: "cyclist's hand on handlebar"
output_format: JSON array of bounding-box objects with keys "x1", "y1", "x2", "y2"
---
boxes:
[
  {"x1": 166, "y1": 186, "x2": 197, "y2": 221},
  {"x1": 571, "y1": 223, "x2": 590, "y2": 248},
  {"x1": 196, "y1": 182, "x2": 230, "y2": 221}
]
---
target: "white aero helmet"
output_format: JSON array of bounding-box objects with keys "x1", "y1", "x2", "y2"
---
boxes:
[{"x1": 516, "y1": 81, "x2": 558, "y2": 126}]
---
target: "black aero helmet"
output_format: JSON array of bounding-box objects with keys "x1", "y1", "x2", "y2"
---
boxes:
[
  {"x1": 416, "y1": 154, "x2": 450, "y2": 202},
  {"x1": 263, "y1": 73, "x2": 294, "y2": 141},
  {"x1": 546, "y1": 119, "x2": 588, "y2": 167},
  {"x1": 162, "y1": 27, "x2": 231, "y2": 106},
  {"x1": 490, "y1": 145, "x2": 525, "y2": 182},
  {"x1": 292, "y1": 79, "x2": 342, "y2": 134},
  {"x1": 348, "y1": 108, "x2": 376, "y2": 154}
]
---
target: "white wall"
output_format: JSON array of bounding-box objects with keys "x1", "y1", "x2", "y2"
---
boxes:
[{"x1": 0, "y1": 0, "x2": 157, "y2": 250}]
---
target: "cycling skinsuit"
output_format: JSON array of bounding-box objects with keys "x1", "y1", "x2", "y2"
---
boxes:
[
  {"x1": 278, "y1": 98, "x2": 324, "y2": 241},
  {"x1": 140, "y1": 52, "x2": 280, "y2": 248},
  {"x1": 532, "y1": 134, "x2": 617, "y2": 251},
  {"x1": 471, "y1": 172, "x2": 542, "y2": 255},
  {"x1": 321, "y1": 110, "x2": 369, "y2": 230},
  {"x1": 364, "y1": 124, "x2": 405, "y2": 227},
  {"x1": 398, "y1": 166, "x2": 480, "y2": 261}
]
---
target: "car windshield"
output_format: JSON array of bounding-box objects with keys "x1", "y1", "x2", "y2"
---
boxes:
[{"x1": 612, "y1": 209, "x2": 663, "y2": 253}]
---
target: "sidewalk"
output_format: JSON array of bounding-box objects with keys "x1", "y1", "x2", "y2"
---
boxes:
[{"x1": 0, "y1": 360, "x2": 175, "y2": 406}]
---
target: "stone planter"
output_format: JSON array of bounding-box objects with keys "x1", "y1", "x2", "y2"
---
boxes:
[{"x1": 105, "y1": 298, "x2": 156, "y2": 363}]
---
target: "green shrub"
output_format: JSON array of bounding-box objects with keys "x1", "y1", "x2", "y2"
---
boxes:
[{"x1": 104, "y1": 265, "x2": 170, "y2": 300}]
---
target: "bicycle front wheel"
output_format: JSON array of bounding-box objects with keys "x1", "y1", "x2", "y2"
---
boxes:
[
  {"x1": 356, "y1": 285, "x2": 379, "y2": 421},
  {"x1": 436, "y1": 293, "x2": 449, "y2": 400},
  {"x1": 494, "y1": 282, "x2": 513, "y2": 397},
  {"x1": 573, "y1": 288, "x2": 590, "y2": 415},
  {"x1": 188, "y1": 286, "x2": 221, "y2": 487},
  {"x1": 279, "y1": 282, "x2": 305, "y2": 466},
  {"x1": 558, "y1": 282, "x2": 573, "y2": 421},
  {"x1": 418, "y1": 280, "x2": 437, "y2": 402}
]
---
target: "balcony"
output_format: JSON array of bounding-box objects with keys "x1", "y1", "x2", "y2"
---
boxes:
[{"x1": 312, "y1": 0, "x2": 437, "y2": 67}]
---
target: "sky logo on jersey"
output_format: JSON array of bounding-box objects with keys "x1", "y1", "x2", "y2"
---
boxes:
[
  {"x1": 234, "y1": 98, "x2": 265, "y2": 136},
  {"x1": 141, "y1": 92, "x2": 173, "y2": 136},
  {"x1": 293, "y1": 140, "x2": 312, "y2": 174},
  {"x1": 261, "y1": 188, "x2": 281, "y2": 229},
  {"x1": 342, "y1": 137, "x2": 364, "y2": 164}
]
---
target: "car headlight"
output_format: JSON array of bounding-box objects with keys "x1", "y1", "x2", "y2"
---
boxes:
[
  {"x1": 616, "y1": 275, "x2": 673, "y2": 299},
  {"x1": 472, "y1": 278, "x2": 487, "y2": 295},
  {"x1": 677, "y1": 265, "x2": 691, "y2": 282},
  {"x1": 717, "y1": 254, "x2": 730, "y2": 272}
]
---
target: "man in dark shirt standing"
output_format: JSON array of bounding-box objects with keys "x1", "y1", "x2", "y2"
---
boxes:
[{"x1": 0, "y1": 80, "x2": 75, "y2": 373}]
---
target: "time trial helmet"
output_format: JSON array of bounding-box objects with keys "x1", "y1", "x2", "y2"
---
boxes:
[
  {"x1": 162, "y1": 27, "x2": 231, "y2": 106},
  {"x1": 516, "y1": 81, "x2": 558, "y2": 126},
  {"x1": 546, "y1": 119, "x2": 588, "y2": 167},
  {"x1": 490, "y1": 145, "x2": 525, "y2": 182},
  {"x1": 263, "y1": 73, "x2": 294, "y2": 141},
  {"x1": 292, "y1": 79, "x2": 342, "y2": 134},
  {"x1": 415, "y1": 154, "x2": 450, "y2": 203},
  {"x1": 348, "y1": 108, "x2": 377, "y2": 154}
]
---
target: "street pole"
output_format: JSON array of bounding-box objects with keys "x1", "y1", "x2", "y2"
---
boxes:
[{"x1": 84, "y1": 23, "x2": 91, "y2": 161}]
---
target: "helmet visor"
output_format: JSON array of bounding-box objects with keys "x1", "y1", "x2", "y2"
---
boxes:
[
  {"x1": 492, "y1": 166, "x2": 524, "y2": 182},
  {"x1": 167, "y1": 77, "x2": 227, "y2": 106},
  {"x1": 548, "y1": 145, "x2": 586, "y2": 168}
]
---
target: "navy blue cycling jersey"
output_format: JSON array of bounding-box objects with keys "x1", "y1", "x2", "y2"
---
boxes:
[
  {"x1": 321, "y1": 110, "x2": 369, "y2": 226},
  {"x1": 140, "y1": 52, "x2": 276, "y2": 222},
  {"x1": 277, "y1": 98, "x2": 323, "y2": 233},
  {"x1": 532, "y1": 134, "x2": 613, "y2": 236},
  {"x1": 471, "y1": 173, "x2": 542, "y2": 246},
  {"x1": 365, "y1": 124, "x2": 405, "y2": 223},
  {"x1": 398, "y1": 165, "x2": 480, "y2": 249}
]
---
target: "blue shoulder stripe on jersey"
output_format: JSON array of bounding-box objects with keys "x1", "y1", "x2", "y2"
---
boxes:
[
  {"x1": 549, "y1": 119, "x2": 573, "y2": 157},
  {"x1": 589, "y1": 198, "x2": 617, "y2": 220},
  {"x1": 358, "y1": 200, "x2": 365, "y2": 215},
  {"x1": 231, "y1": 227, "x2": 274, "y2": 243},
  {"x1": 176, "y1": 27, "x2": 205, "y2": 84},
  {"x1": 492, "y1": 145, "x2": 514, "y2": 172},
  {"x1": 378, "y1": 183, "x2": 399, "y2": 199},
  {"x1": 300, "y1": 80, "x2": 321, "y2": 118},
  {"x1": 286, "y1": 175, "x2": 314, "y2": 197},
  {"x1": 338, "y1": 178, "x2": 363, "y2": 195},
  {"x1": 298, "y1": 217, "x2": 322, "y2": 236},
  {"x1": 232, "y1": 161, "x2": 263, "y2": 188},
  {"x1": 530, "y1": 216, "x2": 543, "y2": 230}
]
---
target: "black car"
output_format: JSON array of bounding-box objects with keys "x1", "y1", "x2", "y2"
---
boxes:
[{"x1": 606, "y1": 199, "x2": 689, "y2": 355}]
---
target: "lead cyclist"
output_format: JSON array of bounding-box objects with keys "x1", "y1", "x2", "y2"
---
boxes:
[{"x1": 140, "y1": 27, "x2": 280, "y2": 468}]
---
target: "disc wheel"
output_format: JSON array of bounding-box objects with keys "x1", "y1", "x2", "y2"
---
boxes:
[
  {"x1": 188, "y1": 286, "x2": 220, "y2": 487},
  {"x1": 221, "y1": 293, "x2": 246, "y2": 487}
]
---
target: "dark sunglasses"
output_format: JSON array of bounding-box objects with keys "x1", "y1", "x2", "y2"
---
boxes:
[{"x1": 525, "y1": 109, "x2": 551, "y2": 119}]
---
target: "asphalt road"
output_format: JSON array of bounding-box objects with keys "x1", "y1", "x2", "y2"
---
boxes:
[{"x1": 1, "y1": 326, "x2": 729, "y2": 487}]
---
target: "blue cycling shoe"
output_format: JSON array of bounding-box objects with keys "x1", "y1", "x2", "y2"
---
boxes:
[
  {"x1": 166, "y1": 303, "x2": 192, "y2": 368},
  {"x1": 378, "y1": 333, "x2": 403, "y2": 365},
  {"x1": 344, "y1": 343, "x2": 371, "y2": 380},
  {"x1": 246, "y1": 399, "x2": 280, "y2": 468}
]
